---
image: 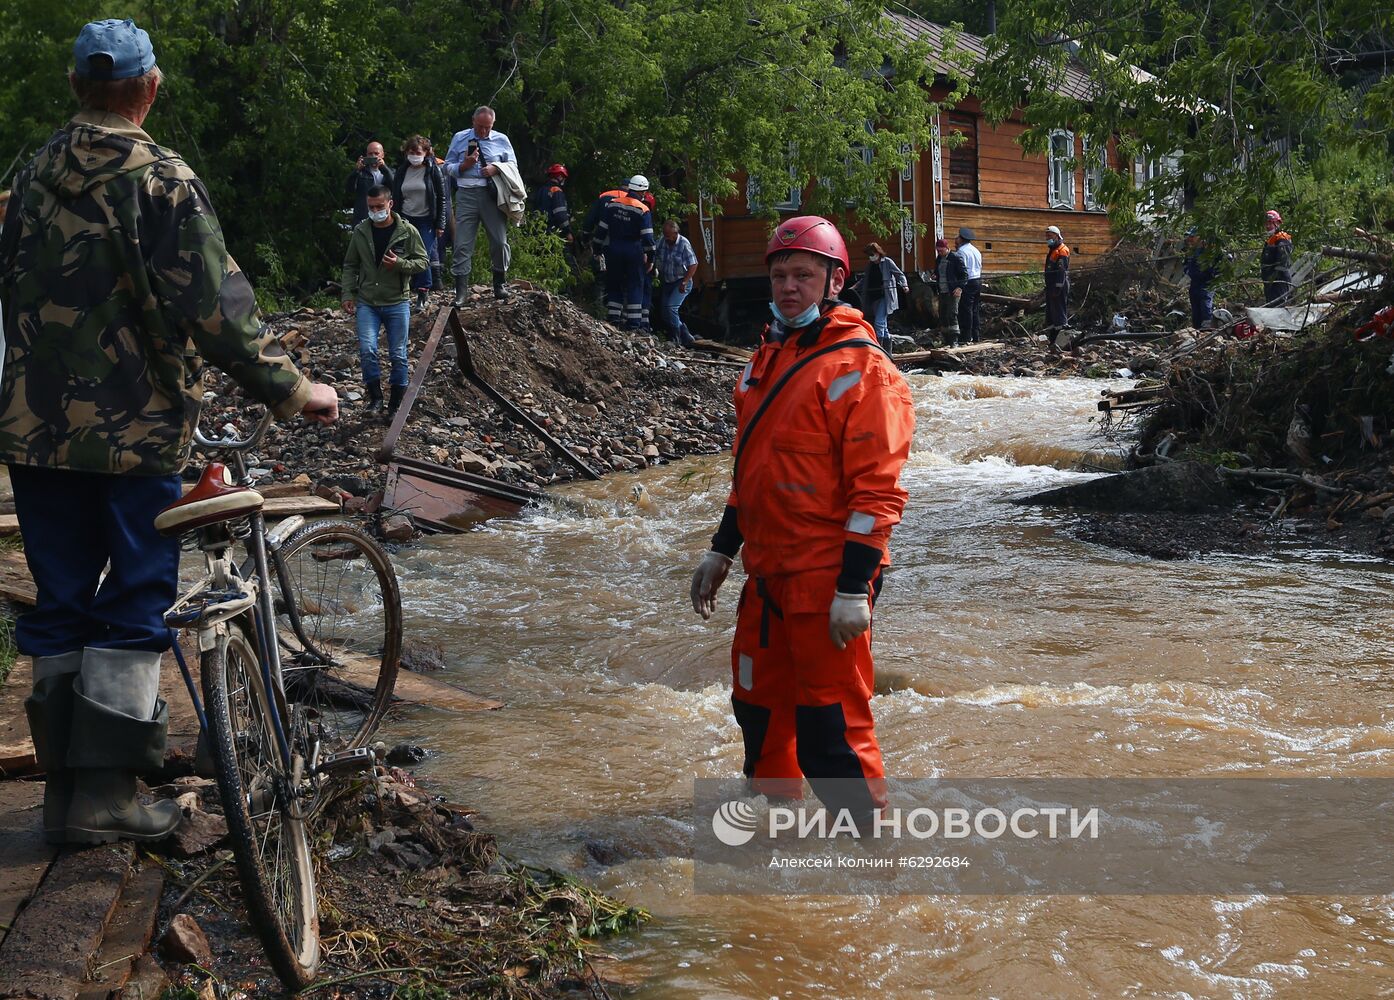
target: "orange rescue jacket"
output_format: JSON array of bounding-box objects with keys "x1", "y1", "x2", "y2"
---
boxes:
[{"x1": 724, "y1": 304, "x2": 915, "y2": 590}]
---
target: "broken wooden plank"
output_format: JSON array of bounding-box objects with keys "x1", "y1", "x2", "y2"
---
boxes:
[
  {"x1": 260, "y1": 495, "x2": 341, "y2": 519},
  {"x1": 332, "y1": 651, "x2": 503, "y2": 713},
  {"x1": 688, "y1": 338, "x2": 754, "y2": 361},
  {"x1": 75, "y1": 865, "x2": 163, "y2": 1000},
  {"x1": 0, "y1": 842, "x2": 135, "y2": 1000},
  {"x1": 0, "y1": 496, "x2": 336, "y2": 541},
  {"x1": 0, "y1": 549, "x2": 36, "y2": 607},
  {"x1": 0, "y1": 782, "x2": 55, "y2": 947}
]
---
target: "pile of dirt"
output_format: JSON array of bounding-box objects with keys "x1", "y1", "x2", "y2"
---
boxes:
[{"x1": 200, "y1": 286, "x2": 737, "y2": 499}]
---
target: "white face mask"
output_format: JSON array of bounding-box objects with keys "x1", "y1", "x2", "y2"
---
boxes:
[
  {"x1": 368, "y1": 207, "x2": 390, "y2": 223},
  {"x1": 407, "y1": 154, "x2": 425, "y2": 166}
]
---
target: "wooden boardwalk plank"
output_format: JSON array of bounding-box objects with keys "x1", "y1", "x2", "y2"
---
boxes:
[
  {"x1": 0, "y1": 842, "x2": 134, "y2": 1000},
  {"x1": 0, "y1": 782, "x2": 56, "y2": 947}
]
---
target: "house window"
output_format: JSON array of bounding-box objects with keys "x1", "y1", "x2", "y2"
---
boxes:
[
  {"x1": 845, "y1": 120, "x2": 876, "y2": 206},
  {"x1": 1048, "y1": 130, "x2": 1076, "y2": 210},
  {"x1": 1132, "y1": 153, "x2": 1181, "y2": 222},
  {"x1": 947, "y1": 112, "x2": 979, "y2": 203},
  {"x1": 746, "y1": 144, "x2": 801, "y2": 213},
  {"x1": 1082, "y1": 136, "x2": 1107, "y2": 211}
]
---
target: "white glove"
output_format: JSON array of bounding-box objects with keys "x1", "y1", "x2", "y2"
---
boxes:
[
  {"x1": 690, "y1": 551, "x2": 734, "y2": 620},
  {"x1": 829, "y1": 591, "x2": 872, "y2": 650}
]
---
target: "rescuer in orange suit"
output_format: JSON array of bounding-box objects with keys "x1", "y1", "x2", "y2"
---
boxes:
[{"x1": 689, "y1": 215, "x2": 915, "y2": 829}]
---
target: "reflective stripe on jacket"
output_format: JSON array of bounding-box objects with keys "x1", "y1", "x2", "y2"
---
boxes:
[{"x1": 726, "y1": 304, "x2": 915, "y2": 592}]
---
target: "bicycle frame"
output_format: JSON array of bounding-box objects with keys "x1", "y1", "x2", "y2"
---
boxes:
[{"x1": 165, "y1": 414, "x2": 297, "y2": 774}]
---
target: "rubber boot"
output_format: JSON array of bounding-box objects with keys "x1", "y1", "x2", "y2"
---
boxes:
[
  {"x1": 453, "y1": 275, "x2": 470, "y2": 308},
  {"x1": 364, "y1": 380, "x2": 383, "y2": 415},
  {"x1": 24, "y1": 651, "x2": 83, "y2": 844},
  {"x1": 414, "y1": 288, "x2": 428, "y2": 312},
  {"x1": 492, "y1": 270, "x2": 511, "y2": 300},
  {"x1": 387, "y1": 384, "x2": 407, "y2": 418},
  {"x1": 65, "y1": 648, "x2": 181, "y2": 844}
]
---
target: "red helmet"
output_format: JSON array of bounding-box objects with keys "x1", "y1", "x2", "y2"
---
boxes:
[
  {"x1": 1265, "y1": 209, "x2": 1282, "y2": 224},
  {"x1": 764, "y1": 215, "x2": 850, "y2": 275},
  {"x1": 545, "y1": 163, "x2": 568, "y2": 179}
]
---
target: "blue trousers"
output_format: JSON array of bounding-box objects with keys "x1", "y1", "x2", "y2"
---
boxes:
[
  {"x1": 606, "y1": 243, "x2": 646, "y2": 329},
  {"x1": 661, "y1": 279, "x2": 692, "y2": 337},
  {"x1": 1190, "y1": 285, "x2": 1214, "y2": 327},
  {"x1": 356, "y1": 300, "x2": 411, "y2": 387},
  {"x1": 405, "y1": 215, "x2": 437, "y2": 291},
  {"x1": 9, "y1": 464, "x2": 181, "y2": 656}
]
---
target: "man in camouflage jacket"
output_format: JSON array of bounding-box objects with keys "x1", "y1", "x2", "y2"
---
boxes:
[{"x1": 0, "y1": 19, "x2": 338, "y2": 845}]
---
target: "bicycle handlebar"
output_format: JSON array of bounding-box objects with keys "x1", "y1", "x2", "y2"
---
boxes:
[{"x1": 193, "y1": 410, "x2": 275, "y2": 452}]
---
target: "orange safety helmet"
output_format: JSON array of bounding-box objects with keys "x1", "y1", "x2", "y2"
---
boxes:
[
  {"x1": 764, "y1": 215, "x2": 850, "y2": 276},
  {"x1": 545, "y1": 163, "x2": 568, "y2": 179}
]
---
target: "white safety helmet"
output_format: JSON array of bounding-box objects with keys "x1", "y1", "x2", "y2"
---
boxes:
[{"x1": 627, "y1": 174, "x2": 650, "y2": 193}]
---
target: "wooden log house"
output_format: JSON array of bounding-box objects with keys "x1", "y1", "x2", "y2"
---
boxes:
[{"x1": 684, "y1": 12, "x2": 1141, "y2": 332}]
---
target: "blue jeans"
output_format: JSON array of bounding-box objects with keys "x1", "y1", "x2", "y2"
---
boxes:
[
  {"x1": 9, "y1": 464, "x2": 181, "y2": 655},
  {"x1": 356, "y1": 300, "x2": 411, "y2": 387},
  {"x1": 868, "y1": 296, "x2": 890, "y2": 345},
  {"x1": 661, "y1": 279, "x2": 692, "y2": 337},
  {"x1": 405, "y1": 215, "x2": 437, "y2": 291}
]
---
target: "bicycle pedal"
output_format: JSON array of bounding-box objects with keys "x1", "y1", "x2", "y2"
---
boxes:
[{"x1": 313, "y1": 746, "x2": 376, "y2": 777}]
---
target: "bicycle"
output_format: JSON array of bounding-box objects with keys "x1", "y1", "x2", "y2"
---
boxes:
[{"x1": 157, "y1": 411, "x2": 403, "y2": 990}]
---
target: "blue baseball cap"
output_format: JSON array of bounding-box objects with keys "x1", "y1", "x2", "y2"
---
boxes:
[{"x1": 73, "y1": 19, "x2": 157, "y2": 81}]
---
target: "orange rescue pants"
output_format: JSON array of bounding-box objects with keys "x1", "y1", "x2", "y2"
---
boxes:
[{"x1": 729, "y1": 571, "x2": 887, "y2": 818}]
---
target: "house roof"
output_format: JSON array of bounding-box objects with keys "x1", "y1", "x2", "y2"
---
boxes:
[{"x1": 883, "y1": 10, "x2": 1154, "y2": 103}]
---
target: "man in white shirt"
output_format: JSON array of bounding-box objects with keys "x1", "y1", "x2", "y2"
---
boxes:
[
  {"x1": 955, "y1": 226, "x2": 983, "y2": 343},
  {"x1": 444, "y1": 106, "x2": 516, "y2": 304}
]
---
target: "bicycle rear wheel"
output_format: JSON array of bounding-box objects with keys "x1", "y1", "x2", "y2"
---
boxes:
[
  {"x1": 267, "y1": 519, "x2": 402, "y2": 752},
  {"x1": 203, "y1": 623, "x2": 320, "y2": 990}
]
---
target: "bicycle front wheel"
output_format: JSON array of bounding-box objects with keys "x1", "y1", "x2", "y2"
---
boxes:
[
  {"x1": 268, "y1": 519, "x2": 402, "y2": 752},
  {"x1": 203, "y1": 623, "x2": 320, "y2": 990}
]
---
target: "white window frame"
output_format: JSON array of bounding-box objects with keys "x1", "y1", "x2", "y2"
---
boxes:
[
  {"x1": 1082, "y1": 136, "x2": 1107, "y2": 212},
  {"x1": 1132, "y1": 152, "x2": 1181, "y2": 223},
  {"x1": 845, "y1": 120, "x2": 876, "y2": 206},
  {"x1": 746, "y1": 143, "x2": 801, "y2": 213},
  {"x1": 1048, "y1": 130, "x2": 1076, "y2": 210}
]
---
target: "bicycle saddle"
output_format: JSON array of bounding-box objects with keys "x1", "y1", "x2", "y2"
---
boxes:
[{"x1": 154, "y1": 462, "x2": 264, "y2": 536}]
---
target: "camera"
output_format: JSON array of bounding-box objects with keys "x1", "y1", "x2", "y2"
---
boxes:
[{"x1": 364, "y1": 155, "x2": 380, "y2": 169}]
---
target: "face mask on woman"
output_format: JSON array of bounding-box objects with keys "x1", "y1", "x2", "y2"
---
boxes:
[{"x1": 407, "y1": 153, "x2": 425, "y2": 166}]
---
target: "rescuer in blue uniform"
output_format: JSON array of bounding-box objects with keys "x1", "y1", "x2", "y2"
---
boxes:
[{"x1": 592, "y1": 175, "x2": 655, "y2": 329}]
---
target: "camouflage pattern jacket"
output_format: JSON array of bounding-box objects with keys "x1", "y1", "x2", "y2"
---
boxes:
[{"x1": 0, "y1": 110, "x2": 311, "y2": 476}]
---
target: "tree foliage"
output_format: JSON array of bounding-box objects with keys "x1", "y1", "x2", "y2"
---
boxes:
[
  {"x1": 2, "y1": 0, "x2": 948, "y2": 296},
  {"x1": 965, "y1": 0, "x2": 1394, "y2": 246}
]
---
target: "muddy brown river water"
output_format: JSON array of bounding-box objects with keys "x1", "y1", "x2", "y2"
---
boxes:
[{"x1": 387, "y1": 373, "x2": 1394, "y2": 999}]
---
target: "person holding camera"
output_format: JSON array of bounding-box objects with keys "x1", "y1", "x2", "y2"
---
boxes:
[
  {"x1": 346, "y1": 141, "x2": 395, "y2": 227},
  {"x1": 444, "y1": 106, "x2": 516, "y2": 305}
]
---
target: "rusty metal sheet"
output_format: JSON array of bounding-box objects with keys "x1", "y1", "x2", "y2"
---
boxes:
[{"x1": 385, "y1": 456, "x2": 546, "y2": 532}]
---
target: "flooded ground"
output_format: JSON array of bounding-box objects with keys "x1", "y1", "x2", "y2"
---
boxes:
[{"x1": 387, "y1": 373, "x2": 1394, "y2": 999}]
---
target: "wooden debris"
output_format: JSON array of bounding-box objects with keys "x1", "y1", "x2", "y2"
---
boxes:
[{"x1": 0, "y1": 843, "x2": 135, "y2": 999}]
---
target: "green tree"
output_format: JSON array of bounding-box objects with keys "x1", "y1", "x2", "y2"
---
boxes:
[{"x1": 967, "y1": 0, "x2": 1394, "y2": 246}]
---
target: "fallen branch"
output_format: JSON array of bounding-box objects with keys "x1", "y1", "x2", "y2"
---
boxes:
[
  {"x1": 1215, "y1": 466, "x2": 1352, "y2": 495},
  {"x1": 1321, "y1": 246, "x2": 1391, "y2": 267}
]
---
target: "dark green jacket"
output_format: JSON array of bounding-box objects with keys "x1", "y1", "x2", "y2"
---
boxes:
[
  {"x1": 0, "y1": 111, "x2": 310, "y2": 475},
  {"x1": 340, "y1": 215, "x2": 428, "y2": 307}
]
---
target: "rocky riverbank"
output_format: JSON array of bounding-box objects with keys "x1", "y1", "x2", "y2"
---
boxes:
[{"x1": 201, "y1": 286, "x2": 738, "y2": 513}]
